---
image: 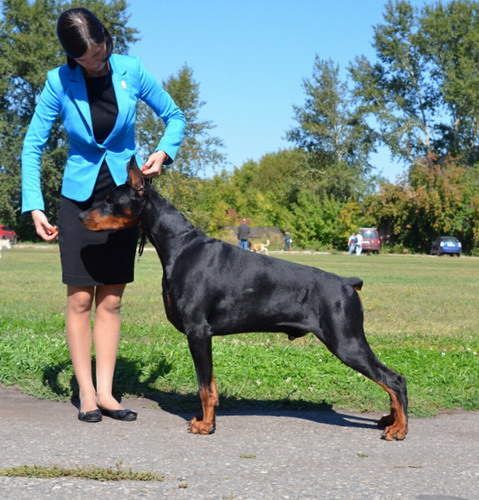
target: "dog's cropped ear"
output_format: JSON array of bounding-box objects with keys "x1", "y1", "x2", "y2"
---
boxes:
[{"x1": 127, "y1": 155, "x2": 146, "y2": 196}]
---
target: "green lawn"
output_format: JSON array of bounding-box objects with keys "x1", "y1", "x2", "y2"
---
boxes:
[{"x1": 1, "y1": 245, "x2": 477, "y2": 417}]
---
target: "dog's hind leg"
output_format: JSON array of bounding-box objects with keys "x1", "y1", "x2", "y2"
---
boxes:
[
  {"x1": 187, "y1": 334, "x2": 219, "y2": 435},
  {"x1": 315, "y1": 327, "x2": 408, "y2": 441}
]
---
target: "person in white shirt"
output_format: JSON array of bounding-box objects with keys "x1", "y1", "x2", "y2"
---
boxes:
[{"x1": 355, "y1": 233, "x2": 363, "y2": 255}]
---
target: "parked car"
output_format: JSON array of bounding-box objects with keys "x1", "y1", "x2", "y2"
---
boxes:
[
  {"x1": 430, "y1": 236, "x2": 461, "y2": 257},
  {"x1": 0, "y1": 224, "x2": 17, "y2": 244},
  {"x1": 359, "y1": 228, "x2": 381, "y2": 254}
]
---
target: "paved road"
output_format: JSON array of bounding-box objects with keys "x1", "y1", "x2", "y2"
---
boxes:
[{"x1": 0, "y1": 386, "x2": 477, "y2": 499}]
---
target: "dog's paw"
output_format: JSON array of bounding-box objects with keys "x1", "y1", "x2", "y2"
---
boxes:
[
  {"x1": 381, "y1": 426, "x2": 408, "y2": 441},
  {"x1": 188, "y1": 416, "x2": 215, "y2": 435},
  {"x1": 378, "y1": 411, "x2": 407, "y2": 440},
  {"x1": 380, "y1": 420, "x2": 408, "y2": 441}
]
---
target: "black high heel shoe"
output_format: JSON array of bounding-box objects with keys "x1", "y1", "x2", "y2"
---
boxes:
[
  {"x1": 78, "y1": 409, "x2": 102, "y2": 423},
  {"x1": 98, "y1": 406, "x2": 137, "y2": 421}
]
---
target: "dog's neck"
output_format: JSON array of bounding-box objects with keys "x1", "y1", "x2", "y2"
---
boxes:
[{"x1": 139, "y1": 187, "x2": 199, "y2": 268}]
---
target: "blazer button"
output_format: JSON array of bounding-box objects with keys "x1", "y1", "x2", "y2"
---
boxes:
[{"x1": 100, "y1": 148, "x2": 106, "y2": 152}]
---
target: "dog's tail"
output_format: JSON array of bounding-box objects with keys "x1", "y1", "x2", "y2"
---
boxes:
[
  {"x1": 344, "y1": 277, "x2": 363, "y2": 291},
  {"x1": 264, "y1": 240, "x2": 270, "y2": 247}
]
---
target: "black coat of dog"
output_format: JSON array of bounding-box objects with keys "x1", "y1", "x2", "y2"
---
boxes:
[{"x1": 80, "y1": 157, "x2": 408, "y2": 440}]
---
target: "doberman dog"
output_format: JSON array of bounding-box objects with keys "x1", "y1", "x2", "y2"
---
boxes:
[{"x1": 80, "y1": 157, "x2": 408, "y2": 441}]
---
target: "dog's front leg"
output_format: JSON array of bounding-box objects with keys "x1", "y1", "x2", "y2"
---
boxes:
[{"x1": 187, "y1": 334, "x2": 218, "y2": 435}]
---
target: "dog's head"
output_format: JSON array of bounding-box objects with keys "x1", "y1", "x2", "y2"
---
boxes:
[{"x1": 79, "y1": 156, "x2": 148, "y2": 231}]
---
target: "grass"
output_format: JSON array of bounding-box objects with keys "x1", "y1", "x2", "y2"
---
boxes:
[
  {"x1": 0, "y1": 462, "x2": 165, "y2": 481},
  {"x1": 0, "y1": 245, "x2": 478, "y2": 418}
]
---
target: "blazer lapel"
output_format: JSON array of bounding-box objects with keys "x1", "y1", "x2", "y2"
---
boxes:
[
  {"x1": 104, "y1": 56, "x2": 130, "y2": 146},
  {"x1": 67, "y1": 67, "x2": 95, "y2": 140}
]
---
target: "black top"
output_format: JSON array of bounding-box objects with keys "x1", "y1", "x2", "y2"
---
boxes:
[
  {"x1": 237, "y1": 223, "x2": 250, "y2": 240},
  {"x1": 85, "y1": 72, "x2": 118, "y2": 144}
]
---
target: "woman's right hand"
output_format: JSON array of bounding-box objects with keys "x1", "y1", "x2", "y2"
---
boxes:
[{"x1": 31, "y1": 210, "x2": 58, "y2": 242}]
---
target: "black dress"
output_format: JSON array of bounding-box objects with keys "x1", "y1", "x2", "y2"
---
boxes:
[{"x1": 58, "y1": 72, "x2": 139, "y2": 286}]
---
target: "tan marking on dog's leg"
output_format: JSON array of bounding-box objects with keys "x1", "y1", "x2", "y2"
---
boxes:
[
  {"x1": 376, "y1": 382, "x2": 408, "y2": 440},
  {"x1": 189, "y1": 376, "x2": 218, "y2": 435}
]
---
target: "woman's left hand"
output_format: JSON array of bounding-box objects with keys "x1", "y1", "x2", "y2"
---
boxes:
[{"x1": 140, "y1": 150, "x2": 170, "y2": 178}]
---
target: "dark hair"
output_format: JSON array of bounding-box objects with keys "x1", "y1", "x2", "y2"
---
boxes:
[{"x1": 56, "y1": 8, "x2": 113, "y2": 69}]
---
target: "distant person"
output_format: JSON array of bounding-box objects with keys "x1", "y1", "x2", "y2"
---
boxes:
[
  {"x1": 283, "y1": 231, "x2": 292, "y2": 251},
  {"x1": 348, "y1": 233, "x2": 357, "y2": 255},
  {"x1": 355, "y1": 232, "x2": 363, "y2": 255},
  {"x1": 237, "y1": 218, "x2": 250, "y2": 250}
]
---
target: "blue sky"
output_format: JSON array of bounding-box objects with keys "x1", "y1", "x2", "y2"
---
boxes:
[{"x1": 128, "y1": 0, "x2": 428, "y2": 180}]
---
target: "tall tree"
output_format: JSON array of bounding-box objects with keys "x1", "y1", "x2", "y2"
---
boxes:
[
  {"x1": 286, "y1": 56, "x2": 376, "y2": 202},
  {"x1": 136, "y1": 65, "x2": 226, "y2": 178},
  {"x1": 351, "y1": 0, "x2": 479, "y2": 166},
  {"x1": 0, "y1": 0, "x2": 61, "y2": 235},
  {"x1": 419, "y1": 0, "x2": 479, "y2": 161},
  {"x1": 350, "y1": 0, "x2": 439, "y2": 165}
]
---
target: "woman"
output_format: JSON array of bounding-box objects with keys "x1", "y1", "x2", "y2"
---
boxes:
[{"x1": 21, "y1": 8, "x2": 185, "y2": 422}]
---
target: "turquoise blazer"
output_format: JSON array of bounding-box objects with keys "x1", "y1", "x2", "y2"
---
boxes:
[{"x1": 22, "y1": 54, "x2": 186, "y2": 213}]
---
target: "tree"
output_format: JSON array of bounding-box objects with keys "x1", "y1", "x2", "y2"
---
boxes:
[
  {"x1": 418, "y1": 0, "x2": 479, "y2": 161},
  {"x1": 0, "y1": 0, "x2": 138, "y2": 240},
  {"x1": 210, "y1": 149, "x2": 308, "y2": 231},
  {"x1": 0, "y1": 0, "x2": 61, "y2": 238},
  {"x1": 136, "y1": 65, "x2": 226, "y2": 178},
  {"x1": 286, "y1": 55, "x2": 377, "y2": 202},
  {"x1": 350, "y1": 0, "x2": 439, "y2": 165},
  {"x1": 364, "y1": 156, "x2": 479, "y2": 253},
  {"x1": 194, "y1": 148, "x2": 354, "y2": 249},
  {"x1": 350, "y1": 0, "x2": 479, "y2": 166}
]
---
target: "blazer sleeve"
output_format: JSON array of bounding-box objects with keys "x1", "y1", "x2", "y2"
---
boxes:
[
  {"x1": 21, "y1": 70, "x2": 63, "y2": 213},
  {"x1": 136, "y1": 58, "x2": 186, "y2": 163}
]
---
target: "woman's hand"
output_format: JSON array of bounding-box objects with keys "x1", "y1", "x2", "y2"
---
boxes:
[
  {"x1": 140, "y1": 150, "x2": 170, "y2": 178},
  {"x1": 31, "y1": 210, "x2": 58, "y2": 242}
]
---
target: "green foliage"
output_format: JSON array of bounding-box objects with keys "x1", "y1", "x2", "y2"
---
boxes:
[
  {"x1": 350, "y1": 1, "x2": 438, "y2": 163},
  {"x1": 1, "y1": 0, "x2": 61, "y2": 239},
  {"x1": 350, "y1": 0, "x2": 479, "y2": 165},
  {"x1": 194, "y1": 148, "x2": 366, "y2": 248},
  {"x1": 287, "y1": 191, "x2": 340, "y2": 249},
  {"x1": 419, "y1": 0, "x2": 479, "y2": 159},
  {"x1": 136, "y1": 65, "x2": 226, "y2": 177},
  {"x1": 195, "y1": 150, "x2": 304, "y2": 231},
  {"x1": 287, "y1": 56, "x2": 377, "y2": 202},
  {"x1": 364, "y1": 155, "x2": 479, "y2": 253}
]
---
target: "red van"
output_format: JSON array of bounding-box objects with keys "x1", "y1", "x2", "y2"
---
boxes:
[{"x1": 359, "y1": 228, "x2": 381, "y2": 254}]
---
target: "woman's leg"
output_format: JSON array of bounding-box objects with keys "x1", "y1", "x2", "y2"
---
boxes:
[
  {"x1": 93, "y1": 283, "x2": 127, "y2": 410},
  {"x1": 66, "y1": 285, "x2": 96, "y2": 413}
]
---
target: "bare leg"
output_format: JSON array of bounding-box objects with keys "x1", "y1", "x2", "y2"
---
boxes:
[
  {"x1": 66, "y1": 286, "x2": 96, "y2": 413},
  {"x1": 93, "y1": 284, "x2": 126, "y2": 410}
]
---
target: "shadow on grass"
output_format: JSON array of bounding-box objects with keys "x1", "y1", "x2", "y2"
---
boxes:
[{"x1": 42, "y1": 356, "x2": 380, "y2": 432}]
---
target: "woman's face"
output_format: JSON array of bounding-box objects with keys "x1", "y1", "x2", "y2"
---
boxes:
[{"x1": 75, "y1": 43, "x2": 108, "y2": 76}]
